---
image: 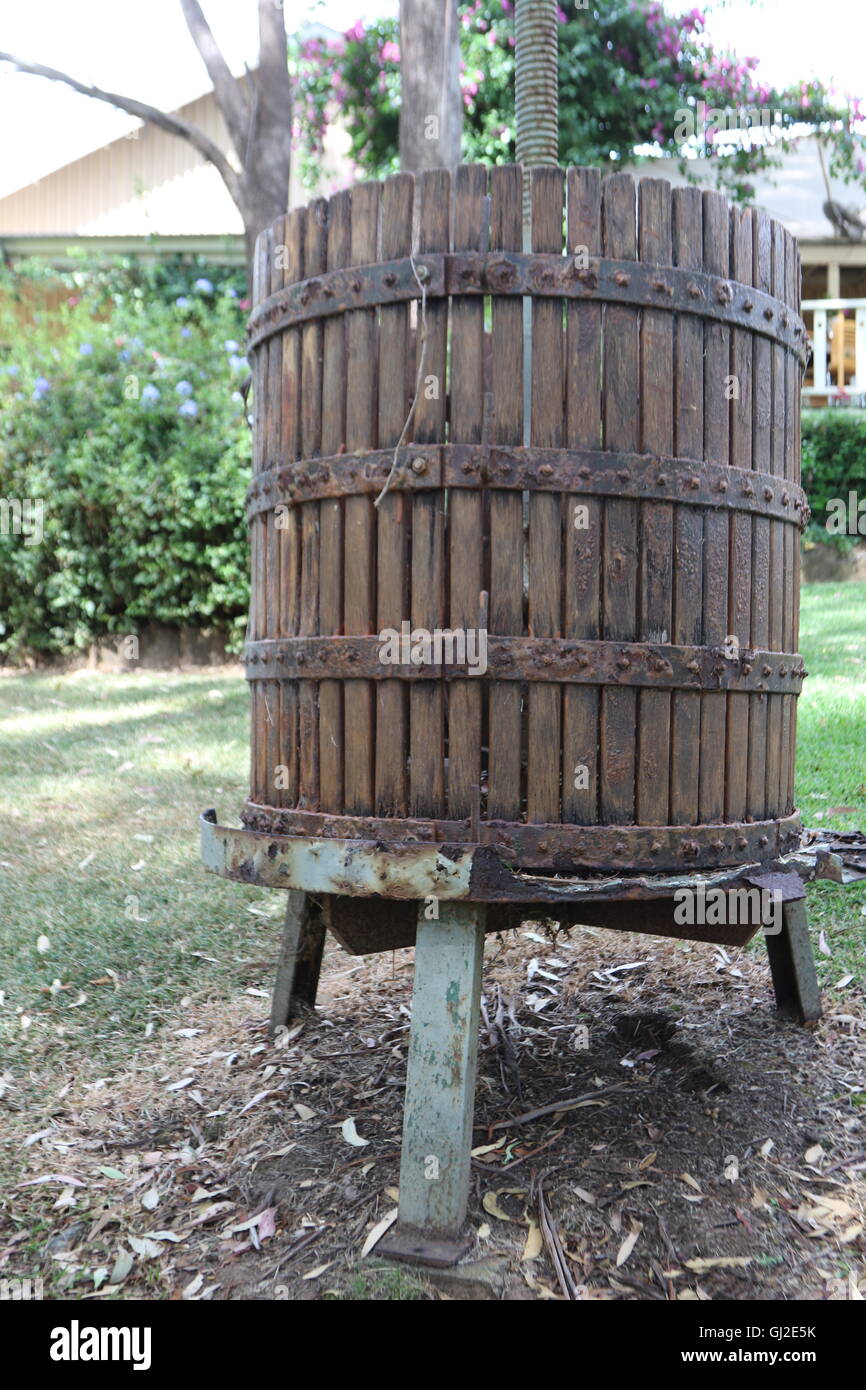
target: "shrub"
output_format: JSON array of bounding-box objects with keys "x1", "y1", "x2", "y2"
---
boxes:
[
  {"x1": 0, "y1": 255, "x2": 251, "y2": 658},
  {"x1": 801, "y1": 410, "x2": 866, "y2": 550}
]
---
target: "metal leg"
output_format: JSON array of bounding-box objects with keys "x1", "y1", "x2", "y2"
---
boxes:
[
  {"x1": 378, "y1": 901, "x2": 487, "y2": 1266},
  {"x1": 765, "y1": 896, "x2": 822, "y2": 1023},
  {"x1": 269, "y1": 891, "x2": 325, "y2": 1032}
]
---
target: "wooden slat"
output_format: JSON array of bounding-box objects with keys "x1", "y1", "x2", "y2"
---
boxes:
[
  {"x1": 448, "y1": 165, "x2": 488, "y2": 820},
  {"x1": 295, "y1": 200, "x2": 327, "y2": 811},
  {"x1": 781, "y1": 227, "x2": 797, "y2": 814},
  {"x1": 600, "y1": 173, "x2": 638, "y2": 825},
  {"x1": 563, "y1": 166, "x2": 602, "y2": 826},
  {"x1": 250, "y1": 230, "x2": 268, "y2": 803},
  {"x1": 375, "y1": 173, "x2": 413, "y2": 816},
  {"x1": 319, "y1": 189, "x2": 351, "y2": 812},
  {"x1": 636, "y1": 177, "x2": 672, "y2": 826},
  {"x1": 266, "y1": 217, "x2": 286, "y2": 810},
  {"x1": 527, "y1": 166, "x2": 564, "y2": 824},
  {"x1": 699, "y1": 190, "x2": 729, "y2": 824},
  {"x1": 748, "y1": 208, "x2": 772, "y2": 821},
  {"x1": 726, "y1": 206, "x2": 752, "y2": 821},
  {"x1": 410, "y1": 170, "x2": 448, "y2": 817},
  {"x1": 790, "y1": 243, "x2": 803, "y2": 811},
  {"x1": 670, "y1": 186, "x2": 704, "y2": 824},
  {"x1": 488, "y1": 165, "x2": 524, "y2": 822},
  {"x1": 276, "y1": 211, "x2": 305, "y2": 810},
  {"x1": 766, "y1": 218, "x2": 786, "y2": 817},
  {"x1": 342, "y1": 182, "x2": 380, "y2": 813}
]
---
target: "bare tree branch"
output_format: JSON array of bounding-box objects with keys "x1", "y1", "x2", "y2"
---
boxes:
[
  {"x1": 0, "y1": 52, "x2": 241, "y2": 202},
  {"x1": 179, "y1": 0, "x2": 249, "y2": 160}
]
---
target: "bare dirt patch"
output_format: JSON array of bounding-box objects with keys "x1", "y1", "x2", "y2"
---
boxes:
[{"x1": 1, "y1": 924, "x2": 864, "y2": 1301}]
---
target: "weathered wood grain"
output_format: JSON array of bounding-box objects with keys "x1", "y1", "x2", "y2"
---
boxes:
[
  {"x1": 600, "y1": 173, "x2": 638, "y2": 826},
  {"x1": 343, "y1": 182, "x2": 380, "y2": 813},
  {"x1": 448, "y1": 165, "x2": 488, "y2": 821},
  {"x1": 319, "y1": 189, "x2": 351, "y2": 812},
  {"x1": 410, "y1": 170, "x2": 448, "y2": 817},
  {"x1": 699, "y1": 190, "x2": 729, "y2": 824},
  {"x1": 637, "y1": 177, "x2": 673, "y2": 826},
  {"x1": 563, "y1": 165, "x2": 602, "y2": 826},
  {"x1": 670, "y1": 186, "x2": 703, "y2": 824},
  {"x1": 374, "y1": 174, "x2": 413, "y2": 817},
  {"x1": 527, "y1": 166, "x2": 564, "y2": 825},
  {"x1": 488, "y1": 165, "x2": 525, "y2": 823}
]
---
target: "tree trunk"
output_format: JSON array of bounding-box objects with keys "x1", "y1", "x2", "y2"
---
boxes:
[
  {"x1": 0, "y1": 0, "x2": 291, "y2": 286},
  {"x1": 399, "y1": 0, "x2": 462, "y2": 172}
]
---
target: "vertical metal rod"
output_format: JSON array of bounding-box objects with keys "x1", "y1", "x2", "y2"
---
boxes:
[
  {"x1": 381, "y1": 901, "x2": 486, "y2": 1263},
  {"x1": 515, "y1": 0, "x2": 559, "y2": 173},
  {"x1": 515, "y1": 0, "x2": 559, "y2": 443}
]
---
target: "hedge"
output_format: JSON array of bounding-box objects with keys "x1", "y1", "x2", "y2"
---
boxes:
[
  {"x1": 801, "y1": 410, "x2": 866, "y2": 547},
  {"x1": 0, "y1": 256, "x2": 251, "y2": 658}
]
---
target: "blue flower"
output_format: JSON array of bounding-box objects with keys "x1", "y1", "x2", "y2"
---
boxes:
[
  {"x1": 176, "y1": 380, "x2": 194, "y2": 397},
  {"x1": 224, "y1": 339, "x2": 239, "y2": 353},
  {"x1": 228, "y1": 354, "x2": 247, "y2": 372},
  {"x1": 79, "y1": 342, "x2": 93, "y2": 356},
  {"x1": 178, "y1": 399, "x2": 198, "y2": 417},
  {"x1": 119, "y1": 349, "x2": 131, "y2": 362},
  {"x1": 175, "y1": 296, "x2": 190, "y2": 308},
  {"x1": 32, "y1": 376, "x2": 51, "y2": 400},
  {"x1": 141, "y1": 384, "x2": 161, "y2": 404},
  {"x1": 181, "y1": 327, "x2": 192, "y2": 338},
  {"x1": 194, "y1": 277, "x2": 214, "y2": 294},
  {"x1": 4, "y1": 364, "x2": 20, "y2": 375}
]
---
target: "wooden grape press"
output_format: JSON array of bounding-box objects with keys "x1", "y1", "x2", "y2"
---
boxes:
[{"x1": 201, "y1": 159, "x2": 827, "y2": 1265}]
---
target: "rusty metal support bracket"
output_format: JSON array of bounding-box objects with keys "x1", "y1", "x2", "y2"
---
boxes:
[
  {"x1": 765, "y1": 897, "x2": 822, "y2": 1023},
  {"x1": 269, "y1": 890, "x2": 326, "y2": 1031},
  {"x1": 376, "y1": 901, "x2": 486, "y2": 1264}
]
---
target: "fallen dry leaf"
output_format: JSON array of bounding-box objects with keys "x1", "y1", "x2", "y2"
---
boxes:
[
  {"x1": 361, "y1": 1208, "x2": 398, "y2": 1257},
  {"x1": 616, "y1": 1222, "x2": 643, "y2": 1268},
  {"x1": 341, "y1": 1116, "x2": 369, "y2": 1148},
  {"x1": 685, "y1": 1256, "x2": 752, "y2": 1272}
]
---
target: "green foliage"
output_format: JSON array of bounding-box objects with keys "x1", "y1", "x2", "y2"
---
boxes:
[
  {"x1": 292, "y1": 1, "x2": 866, "y2": 205},
  {"x1": 801, "y1": 410, "x2": 866, "y2": 549},
  {"x1": 0, "y1": 255, "x2": 251, "y2": 657}
]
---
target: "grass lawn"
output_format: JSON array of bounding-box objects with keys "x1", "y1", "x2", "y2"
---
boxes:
[
  {"x1": 794, "y1": 581, "x2": 866, "y2": 981},
  {"x1": 0, "y1": 666, "x2": 271, "y2": 1067},
  {"x1": 0, "y1": 581, "x2": 864, "y2": 1071}
]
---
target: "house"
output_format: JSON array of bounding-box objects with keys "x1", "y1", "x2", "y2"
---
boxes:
[
  {"x1": 0, "y1": 53, "x2": 351, "y2": 270},
  {"x1": 627, "y1": 134, "x2": 866, "y2": 406}
]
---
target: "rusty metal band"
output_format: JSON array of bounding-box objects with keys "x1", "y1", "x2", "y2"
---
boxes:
[
  {"x1": 247, "y1": 252, "x2": 808, "y2": 363},
  {"x1": 238, "y1": 803, "x2": 803, "y2": 874},
  {"x1": 202, "y1": 810, "x2": 805, "y2": 899},
  {"x1": 243, "y1": 636, "x2": 805, "y2": 693},
  {"x1": 246, "y1": 445, "x2": 809, "y2": 528}
]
